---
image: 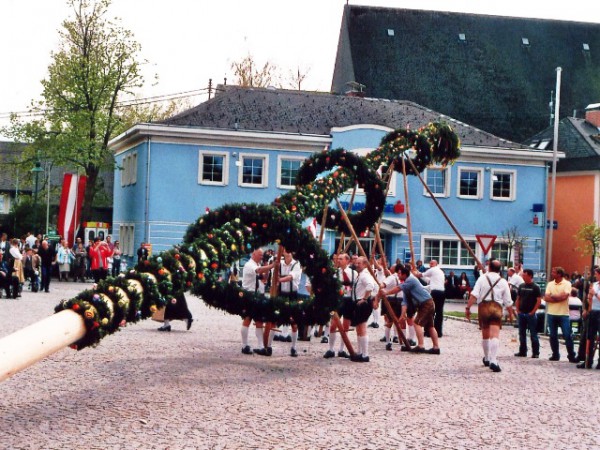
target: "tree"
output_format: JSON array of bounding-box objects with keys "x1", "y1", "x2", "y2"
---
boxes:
[
  {"x1": 575, "y1": 222, "x2": 600, "y2": 271},
  {"x1": 4, "y1": 0, "x2": 146, "y2": 224},
  {"x1": 231, "y1": 54, "x2": 278, "y2": 88},
  {"x1": 500, "y1": 225, "x2": 528, "y2": 267}
]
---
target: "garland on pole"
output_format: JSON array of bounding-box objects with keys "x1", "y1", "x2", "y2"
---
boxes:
[{"x1": 54, "y1": 121, "x2": 460, "y2": 350}]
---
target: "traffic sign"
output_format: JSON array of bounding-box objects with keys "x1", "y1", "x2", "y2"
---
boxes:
[{"x1": 475, "y1": 234, "x2": 497, "y2": 255}]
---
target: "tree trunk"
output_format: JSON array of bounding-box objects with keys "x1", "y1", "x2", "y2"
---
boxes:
[{"x1": 80, "y1": 166, "x2": 100, "y2": 225}]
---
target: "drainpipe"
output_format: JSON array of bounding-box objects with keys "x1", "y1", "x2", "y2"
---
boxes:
[{"x1": 144, "y1": 137, "x2": 151, "y2": 243}]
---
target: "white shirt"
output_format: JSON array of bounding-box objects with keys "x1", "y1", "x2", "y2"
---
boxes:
[
  {"x1": 241, "y1": 258, "x2": 265, "y2": 294},
  {"x1": 382, "y1": 273, "x2": 404, "y2": 299},
  {"x1": 353, "y1": 269, "x2": 377, "y2": 300},
  {"x1": 9, "y1": 246, "x2": 23, "y2": 261},
  {"x1": 337, "y1": 266, "x2": 358, "y2": 297},
  {"x1": 277, "y1": 258, "x2": 302, "y2": 293},
  {"x1": 471, "y1": 272, "x2": 513, "y2": 306},
  {"x1": 508, "y1": 273, "x2": 525, "y2": 289},
  {"x1": 423, "y1": 266, "x2": 445, "y2": 291},
  {"x1": 25, "y1": 235, "x2": 36, "y2": 248}
]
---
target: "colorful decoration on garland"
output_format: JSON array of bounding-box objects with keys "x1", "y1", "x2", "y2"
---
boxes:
[{"x1": 53, "y1": 122, "x2": 460, "y2": 350}]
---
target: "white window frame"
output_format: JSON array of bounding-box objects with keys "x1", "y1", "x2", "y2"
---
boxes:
[
  {"x1": 423, "y1": 166, "x2": 450, "y2": 198},
  {"x1": 119, "y1": 224, "x2": 135, "y2": 256},
  {"x1": 131, "y1": 152, "x2": 137, "y2": 185},
  {"x1": 457, "y1": 166, "x2": 483, "y2": 200},
  {"x1": 490, "y1": 169, "x2": 516, "y2": 201},
  {"x1": 277, "y1": 155, "x2": 304, "y2": 189},
  {"x1": 0, "y1": 194, "x2": 7, "y2": 213},
  {"x1": 198, "y1": 151, "x2": 229, "y2": 186},
  {"x1": 238, "y1": 153, "x2": 268, "y2": 188},
  {"x1": 121, "y1": 151, "x2": 137, "y2": 187},
  {"x1": 421, "y1": 236, "x2": 477, "y2": 269}
]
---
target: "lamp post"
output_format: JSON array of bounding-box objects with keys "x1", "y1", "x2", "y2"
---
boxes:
[{"x1": 31, "y1": 160, "x2": 44, "y2": 233}]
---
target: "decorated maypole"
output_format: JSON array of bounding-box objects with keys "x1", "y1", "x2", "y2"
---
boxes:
[{"x1": 0, "y1": 122, "x2": 460, "y2": 382}]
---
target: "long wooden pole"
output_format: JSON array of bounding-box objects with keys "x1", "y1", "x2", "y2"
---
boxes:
[
  {"x1": 401, "y1": 157, "x2": 416, "y2": 268},
  {"x1": 335, "y1": 199, "x2": 411, "y2": 348},
  {"x1": 338, "y1": 186, "x2": 357, "y2": 255},
  {"x1": 318, "y1": 205, "x2": 328, "y2": 245},
  {"x1": 405, "y1": 158, "x2": 483, "y2": 269},
  {"x1": 330, "y1": 312, "x2": 356, "y2": 357},
  {"x1": 0, "y1": 310, "x2": 86, "y2": 382}
]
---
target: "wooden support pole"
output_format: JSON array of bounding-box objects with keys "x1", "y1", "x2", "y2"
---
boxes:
[
  {"x1": 0, "y1": 310, "x2": 86, "y2": 382},
  {"x1": 318, "y1": 205, "x2": 328, "y2": 245},
  {"x1": 338, "y1": 186, "x2": 357, "y2": 255},
  {"x1": 335, "y1": 199, "x2": 411, "y2": 348},
  {"x1": 405, "y1": 157, "x2": 483, "y2": 269},
  {"x1": 401, "y1": 157, "x2": 416, "y2": 268}
]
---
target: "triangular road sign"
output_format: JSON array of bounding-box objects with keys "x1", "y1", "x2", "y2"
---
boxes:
[{"x1": 476, "y1": 234, "x2": 497, "y2": 255}]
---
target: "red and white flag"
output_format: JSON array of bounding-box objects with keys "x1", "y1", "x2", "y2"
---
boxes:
[
  {"x1": 57, "y1": 174, "x2": 87, "y2": 247},
  {"x1": 307, "y1": 217, "x2": 318, "y2": 238}
]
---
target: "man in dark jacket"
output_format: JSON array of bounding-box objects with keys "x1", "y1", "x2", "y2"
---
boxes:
[{"x1": 37, "y1": 240, "x2": 56, "y2": 293}]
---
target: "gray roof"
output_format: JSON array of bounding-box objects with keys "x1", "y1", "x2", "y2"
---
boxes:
[
  {"x1": 161, "y1": 86, "x2": 524, "y2": 149},
  {"x1": 331, "y1": 5, "x2": 600, "y2": 142},
  {"x1": 524, "y1": 117, "x2": 600, "y2": 171}
]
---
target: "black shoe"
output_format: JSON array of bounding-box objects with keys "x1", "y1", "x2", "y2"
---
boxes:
[
  {"x1": 253, "y1": 348, "x2": 266, "y2": 355},
  {"x1": 285, "y1": 335, "x2": 292, "y2": 342},
  {"x1": 380, "y1": 336, "x2": 387, "y2": 342},
  {"x1": 576, "y1": 362, "x2": 591, "y2": 369},
  {"x1": 337, "y1": 350, "x2": 350, "y2": 358},
  {"x1": 290, "y1": 348, "x2": 298, "y2": 357},
  {"x1": 273, "y1": 335, "x2": 282, "y2": 342},
  {"x1": 400, "y1": 345, "x2": 411, "y2": 352},
  {"x1": 531, "y1": 354, "x2": 539, "y2": 359},
  {"x1": 313, "y1": 330, "x2": 319, "y2": 337},
  {"x1": 514, "y1": 352, "x2": 527, "y2": 357},
  {"x1": 549, "y1": 355, "x2": 560, "y2": 361},
  {"x1": 489, "y1": 363, "x2": 502, "y2": 373},
  {"x1": 241, "y1": 345, "x2": 253, "y2": 355},
  {"x1": 186, "y1": 318, "x2": 193, "y2": 331},
  {"x1": 320, "y1": 336, "x2": 328, "y2": 344},
  {"x1": 359, "y1": 355, "x2": 370, "y2": 362},
  {"x1": 427, "y1": 348, "x2": 441, "y2": 355},
  {"x1": 368, "y1": 322, "x2": 379, "y2": 328},
  {"x1": 482, "y1": 357, "x2": 490, "y2": 367},
  {"x1": 350, "y1": 354, "x2": 366, "y2": 362},
  {"x1": 157, "y1": 325, "x2": 171, "y2": 332},
  {"x1": 411, "y1": 346, "x2": 426, "y2": 353},
  {"x1": 408, "y1": 339, "x2": 417, "y2": 346},
  {"x1": 323, "y1": 350, "x2": 335, "y2": 359},
  {"x1": 266, "y1": 347, "x2": 273, "y2": 356},
  {"x1": 385, "y1": 343, "x2": 392, "y2": 351},
  {"x1": 393, "y1": 337, "x2": 399, "y2": 344},
  {"x1": 568, "y1": 355, "x2": 579, "y2": 363}
]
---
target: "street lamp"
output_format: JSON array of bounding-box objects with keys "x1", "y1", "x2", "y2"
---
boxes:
[{"x1": 31, "y1": 160, "x2": 44, "y2": 233}]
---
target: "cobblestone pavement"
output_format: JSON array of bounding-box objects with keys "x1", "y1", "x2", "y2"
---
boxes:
[{"x1": 1, "y1": 283, "x2": 599, "y2": 449}]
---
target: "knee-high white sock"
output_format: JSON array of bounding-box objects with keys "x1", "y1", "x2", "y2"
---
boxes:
[
  {"x1": 324, "y1": 323, "x2": 330, "y2": 337},
  {"x1": 372, "y1": 309, "x2": 380, "y2": 324},
  {"x1": 268, "y1": 330, "x2": 275, "y2": 347},
  {"x1": 163, "y1": 320, "x2": 170, "y2": 327},
  {"x1": 408, "y1": 325, "x2": 416, "y2": 340},
  {"x1": 385, "y1": 326, "x2": 391, "y2": 343},
  {"x1": 291, "y1": 330, "x2": 298, "y2": 349},
  {"x1": 241, "y1": 325, "x2": 249, "y2": 346},
  {"x1": 329, "y1": 332, "x2": 337, "y2": 351},
  {"x1": 339, "y1": 333, "x2": 346, "y2": 352},
  {"x1": 360, "y1": 335, "x2": 369, "y2": 357},
  {"x1": 255, "y1": 327, "x2": 264, "y2": 349},
  {"x1": 482, "y1": 338, "x2": 490, "y2": 361},
  {"x1": 356, "y1": 336, "x2": 363, "y2": 355},
  {"x1": 489, "y1": 338, "x2": 500, "y2": 364}
]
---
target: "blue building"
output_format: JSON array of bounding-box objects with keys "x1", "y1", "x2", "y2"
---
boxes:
[{"x1": 109, "y1": 86, "x2": 555, "y2": 280}]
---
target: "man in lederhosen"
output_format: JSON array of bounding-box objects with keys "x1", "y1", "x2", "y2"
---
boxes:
[
  {"x1": 349, "y1": 256, "x2": 378, "y2": 362},
  {"x1": 324, "y1": 253, "x2": 358, "y2": 359}
]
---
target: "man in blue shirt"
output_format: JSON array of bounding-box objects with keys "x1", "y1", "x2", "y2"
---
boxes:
[{"x1": 398, "y1": 265, "x2": 440, "y2": 354}]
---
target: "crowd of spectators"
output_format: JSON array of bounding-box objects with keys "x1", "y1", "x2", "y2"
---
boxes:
[{"x1": 0, "y1": 231, "x2": 122, "y2": 298}]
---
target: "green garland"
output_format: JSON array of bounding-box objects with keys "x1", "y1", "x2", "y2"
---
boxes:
[{"x1": 53, "y1": 122, "x2": 461, "y2": 350}]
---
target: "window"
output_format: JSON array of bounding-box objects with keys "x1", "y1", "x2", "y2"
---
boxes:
[
  {"x1": 491, "y1": 169, "x2": 516, "y2": 201},
  {"x1": 457, "y1": 167, "x2": 483, "y2": 199},
  {"x1": 277, "y1": 156, "x2": 303, "y2": 189},
  {"x1": 491, "y1": 242, "x2": 510, "y2": 266},
  {"x1": 424, "y1": 166, "x2": 449, "y2": 197},
  {"x1": 423, "y1": 238, "x2": 476, "y2": 267},
  {"x1": 119, "y1": 224, "x2": 135, "y2": 256},
  {"x1": 0, "y1": 194, "x2": 6, "y2": 213},
  {"x1": 121, "y1": 151, "x2": 137, "y2": 186},
  {"x1": 239, "y1": 154, "x2": 268, "y2": 187},
  {"x1": 199, "y1": 151, "x2": 228, "y2": 185}
]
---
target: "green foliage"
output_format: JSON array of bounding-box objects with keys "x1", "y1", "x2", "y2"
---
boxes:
[
  {"x1": 4, "y1": 196, "x2": 53, "y2": 237},
  {"x1": 575, "y1": 223, "x2": 600, "y2": 257},
  {"x1": 3, "y1": 0, "x2": 146, "y2": 221}
]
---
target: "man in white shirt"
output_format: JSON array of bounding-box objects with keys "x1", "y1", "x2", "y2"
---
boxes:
[
  {"x1": 350, "y1": 256, "x2": 378, "y2": 362},
  {"x1": 415, "y1": 260, "x2": 446, "y2": 337},
  {"x1": 240, "y1": 248, "x2": 273, "y2": 355},
  {"x1": 466, "y1": 260, "x2": 514, "y2": 373}
]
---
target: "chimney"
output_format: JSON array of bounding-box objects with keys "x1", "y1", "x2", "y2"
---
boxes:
[
  {"x1": 344, "y1": 81, "x2": 366, "y2": 98},
  {"x1": 585, "y1": 103, "x2": 600, "y2": 129}
]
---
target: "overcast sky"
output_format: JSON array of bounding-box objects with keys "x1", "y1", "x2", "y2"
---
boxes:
[{"x1": 1, "y1": 0, "x2": 599, "y2": 137}]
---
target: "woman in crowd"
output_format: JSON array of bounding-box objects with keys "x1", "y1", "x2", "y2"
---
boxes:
[{"x1": 56, "y1": 238, "x2": 74, "y2": 281}]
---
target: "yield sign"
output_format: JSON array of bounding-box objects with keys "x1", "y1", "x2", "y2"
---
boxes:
[{"x1": 476, "y1": 234, "x2": 497, "y2": 255}]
